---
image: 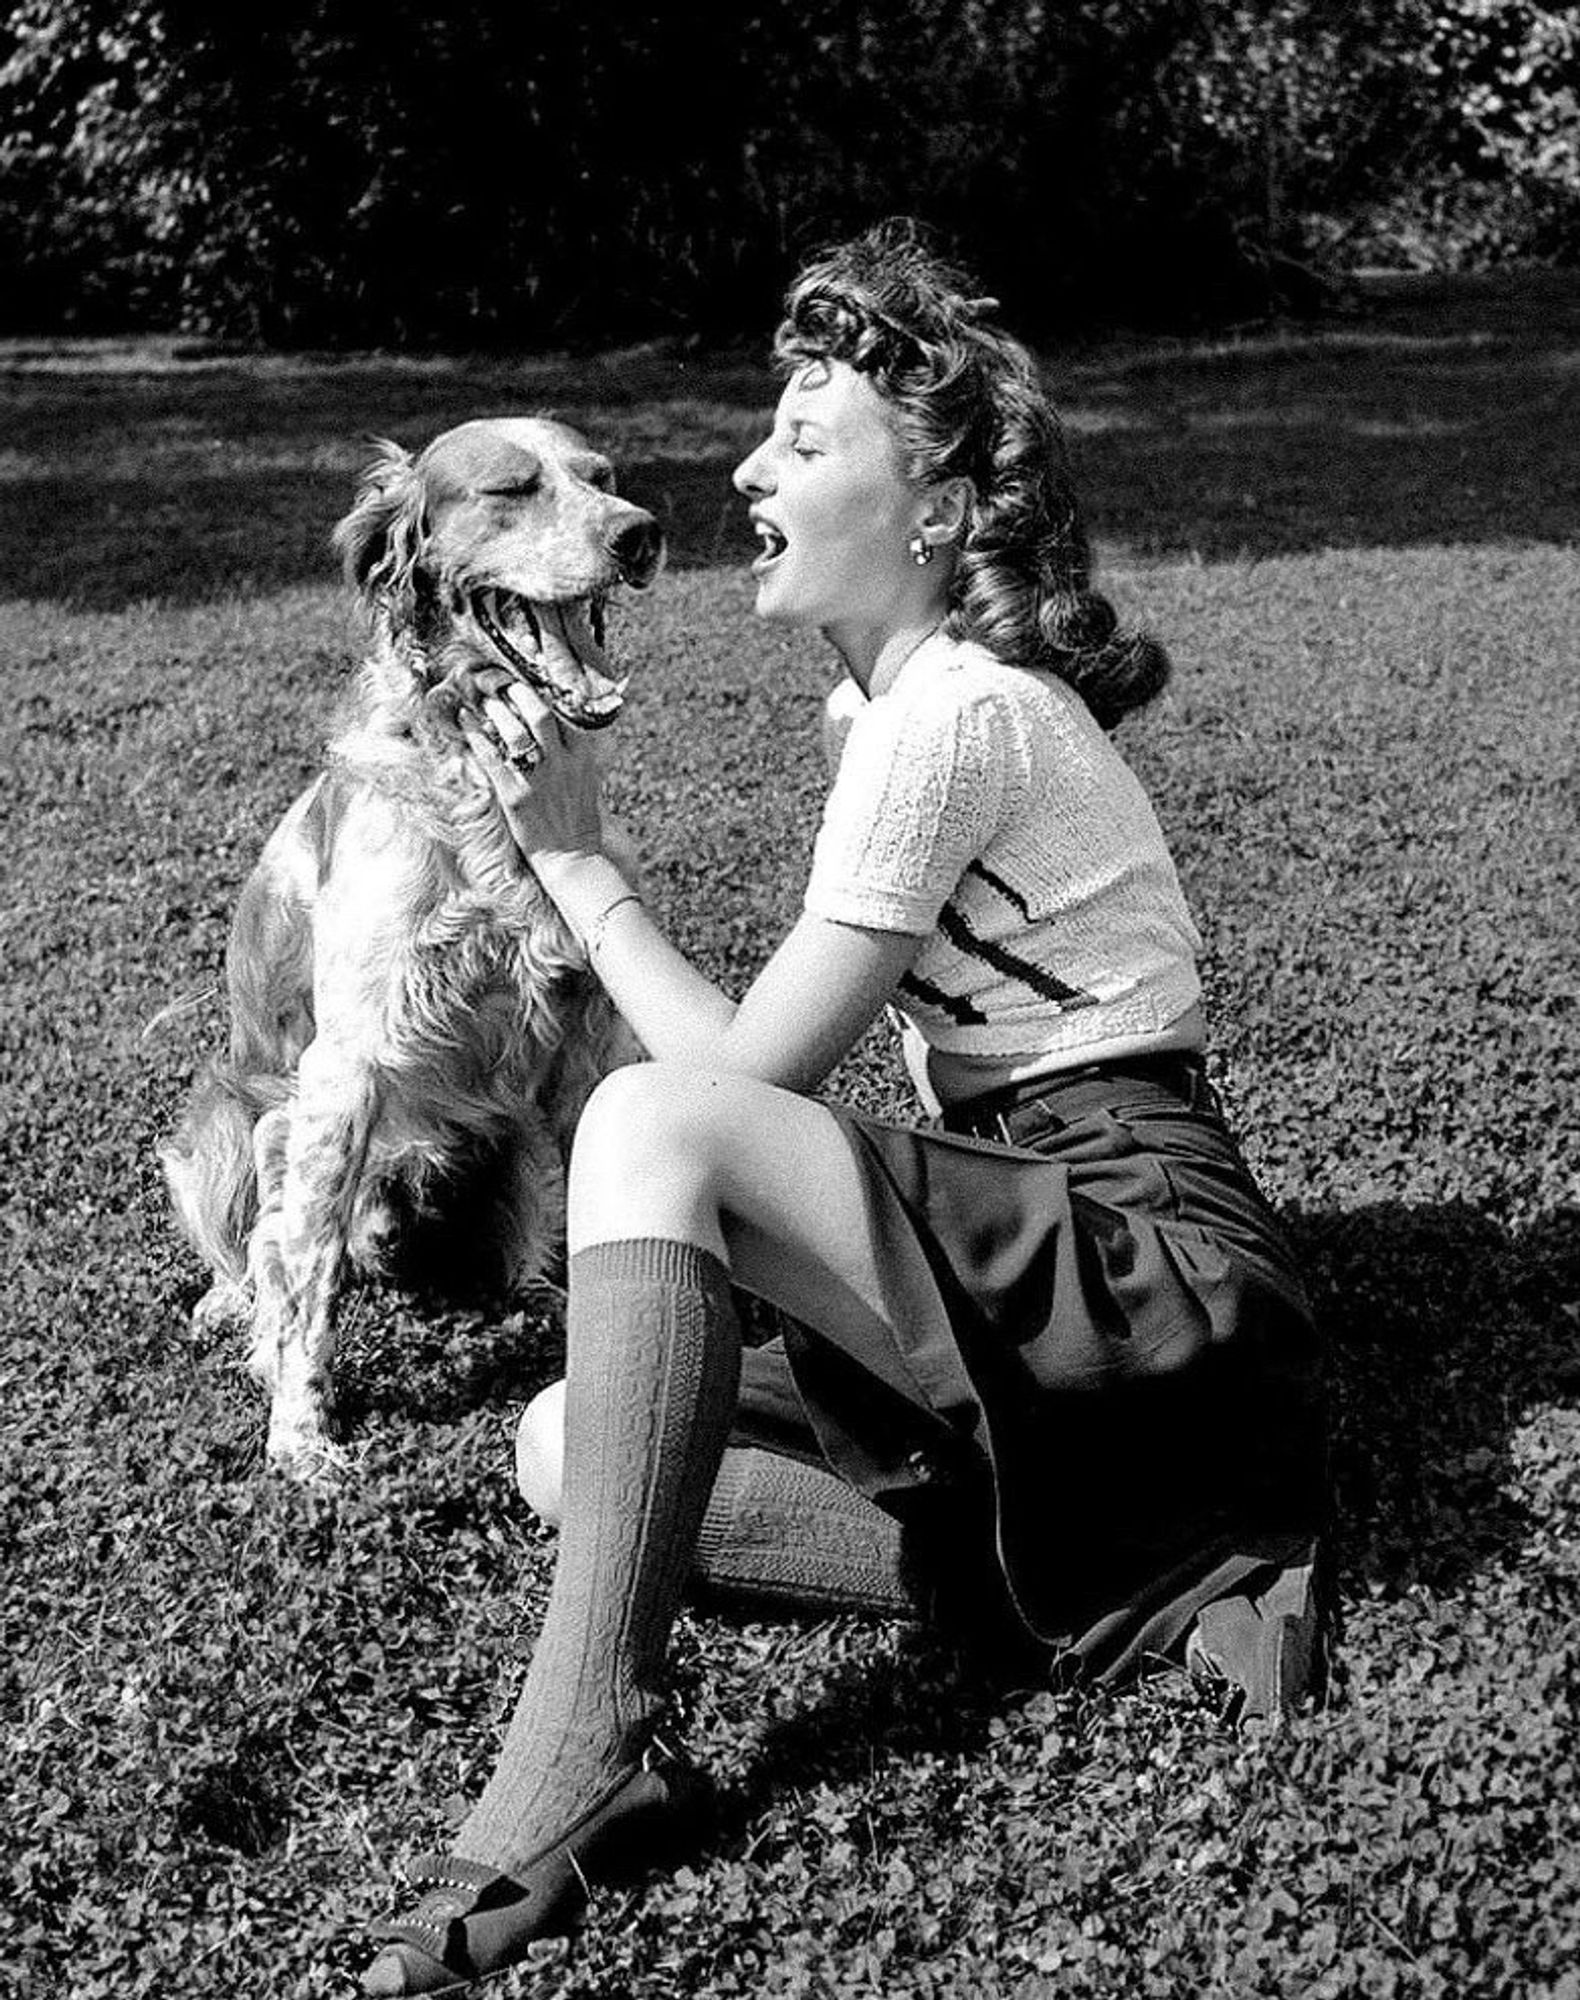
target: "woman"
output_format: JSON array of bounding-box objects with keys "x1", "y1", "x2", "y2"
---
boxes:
[{"x1": 362, "y1": 218, "x2": 1326, "y2": 1997}]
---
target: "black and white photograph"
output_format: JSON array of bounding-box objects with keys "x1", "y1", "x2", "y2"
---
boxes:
[{"x1": 3, "y1": 5, "x2": 1577, "y2": 1996}]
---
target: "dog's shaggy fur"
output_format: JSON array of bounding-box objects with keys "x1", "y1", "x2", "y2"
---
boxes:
[{"x1": 161, "y1": 417, "x2": 661, "y2": 1477}]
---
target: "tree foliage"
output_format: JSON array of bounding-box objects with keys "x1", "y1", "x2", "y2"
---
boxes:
[{"x1": 1, "y1": 0, "x2": 1575, "y2": 343}]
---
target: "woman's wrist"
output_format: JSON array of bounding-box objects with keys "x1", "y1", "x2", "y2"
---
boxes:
[
  {"x1": 583, "y1": 889, "x2": 644, "y2": 961},
  {"x1": 531, "y1": 850, "x2": 636, "y2": 942}
]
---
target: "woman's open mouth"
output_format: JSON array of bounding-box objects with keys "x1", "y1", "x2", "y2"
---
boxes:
[
  {"x1": 752, "y1": 521, "x2": 788, "y2": 574},
  {"x1": 471, "y1": 587, "x2": 628, "y2": 729}
]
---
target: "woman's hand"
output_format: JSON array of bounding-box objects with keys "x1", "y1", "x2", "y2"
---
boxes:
[
  {"x1": 459, "y1": 679, "x2": 606, "y2": 869},
  {"x1": 459, "y1": 677, "x2": 922, "y2": 1094}
]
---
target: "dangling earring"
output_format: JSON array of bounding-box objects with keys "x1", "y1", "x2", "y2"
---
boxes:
[{"x1": 908, "y1": 531, "x2": 934, "y2": 567}]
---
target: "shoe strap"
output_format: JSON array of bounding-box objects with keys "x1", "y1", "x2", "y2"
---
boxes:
[
  {"x1": 401, "y1": 1853, "x2": 506, "y2": 1898},
  {"x1": 370, "y1": 1852, "x2": 518, "y2": 1961}
]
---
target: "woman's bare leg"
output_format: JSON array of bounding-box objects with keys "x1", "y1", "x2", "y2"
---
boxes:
[{"x1": 567, "y1": 1062, "x2": 942, "y2": 1357}]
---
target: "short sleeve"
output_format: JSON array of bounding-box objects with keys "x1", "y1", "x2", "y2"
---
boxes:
[{"x1": 804, "y1": 677, "x2": 1011, "y2": 934}]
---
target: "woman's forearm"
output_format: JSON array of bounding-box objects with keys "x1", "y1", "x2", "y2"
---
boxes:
[
  {"x1": 533, "y1": 850, "x2": 739, "y2": 1065},
  {"x1": 532, "y1": 848, "x2": 919, "y2": 1093}
]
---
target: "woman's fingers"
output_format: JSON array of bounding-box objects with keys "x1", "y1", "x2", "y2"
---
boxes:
[
  {"x1": 481, "y1": 693, "x2": 543, "y2": 771},
  {"x1": 459, "y1": 711, "x2": 526, "y2": 794},
  {"x1": 468, "y1": 678, "x2": 569, "y2": 774},
  {"x1": 503, "y1": 680, "x2": 567, "y2": 749},
  {"x1": 459, "y1": 686, "x2": 604, "y2": 857}
]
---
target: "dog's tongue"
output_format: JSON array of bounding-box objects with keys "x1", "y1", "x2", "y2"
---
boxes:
[
  {"x1": 539, "y1": 599, "x2": 611, "y2": 683},
  {"x1": 538, "y1": 601, "x2": 627, "y2": 725}
]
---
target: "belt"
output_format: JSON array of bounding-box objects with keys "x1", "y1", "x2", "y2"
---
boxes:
[{"x1": 942, "y1": 1049, "x2": 1214, "y2": 1145}]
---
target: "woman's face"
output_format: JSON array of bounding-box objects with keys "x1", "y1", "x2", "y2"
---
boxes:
[{"x1": 732, "y1": 359, "x2": 927, "y2": 639}]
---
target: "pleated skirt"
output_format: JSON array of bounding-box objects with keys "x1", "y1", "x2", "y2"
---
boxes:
[{"x1": 732, "y1": 1059, "x2": 1327, "y2": 1681}]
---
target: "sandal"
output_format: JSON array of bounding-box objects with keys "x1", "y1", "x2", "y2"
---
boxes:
[
  {"x1": 361, "y1": 1751, "x2": 710, "y2": 1996},
  {"x1": 1186, "y1": 1558, "x2": 1323, "y2": 1725}
]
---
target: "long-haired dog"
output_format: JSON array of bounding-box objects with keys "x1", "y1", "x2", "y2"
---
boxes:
[{"x1": 161, "y1": 417, "x2": 662, "y2": 1479}]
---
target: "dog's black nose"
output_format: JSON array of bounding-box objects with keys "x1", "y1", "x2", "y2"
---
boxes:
[{"x1": 609, "y1": 515, "x2": 664, "y2": 588}]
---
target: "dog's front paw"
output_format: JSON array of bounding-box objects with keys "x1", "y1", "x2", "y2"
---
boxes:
[
  {"x1": 191, "y1": 1280, "x2": 253, "y2": 1341},
  {"x1": 266, "y1": 1418, "x2": 351, "y2": 1488}
]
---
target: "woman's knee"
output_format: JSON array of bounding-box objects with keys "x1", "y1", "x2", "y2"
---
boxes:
[
  {"x1": 514, "y1": 1379, "x2": 566, "y2": 1525},
  {"x1": 573, "y1": 1063, "x2": 726, "y2": 1158},
  {"x1": 568, "y1": 1063, "x2": 732, "y2": 1227}
]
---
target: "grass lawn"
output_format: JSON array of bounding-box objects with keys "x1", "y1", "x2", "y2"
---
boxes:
[{"x1": 3, "y1": 269, "x2": 1578, "y2": 1999}]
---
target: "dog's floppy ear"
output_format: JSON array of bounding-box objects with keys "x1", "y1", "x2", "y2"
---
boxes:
[{"x1": 332, "y1": 437, "x2": 426, "y2": 609}]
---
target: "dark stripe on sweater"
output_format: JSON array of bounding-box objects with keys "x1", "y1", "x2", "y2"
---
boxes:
[
  {"x1": 937, "y1": 902, "x2": 1095, "y2": 1010},
  {"x1": 967, "y1": 858, "x2": 1031, "y2": 921},
  {"x1": 899, "y1": 969, "x2": 989, "y2": 1026}
]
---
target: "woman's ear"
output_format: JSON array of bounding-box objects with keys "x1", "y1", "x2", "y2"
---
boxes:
[
  {"x1": 917, "y1": 475, "x2": 974, "y2": 549},
  {"x1": 332, "y1": 438, "x2": 425, "y2": 607}
]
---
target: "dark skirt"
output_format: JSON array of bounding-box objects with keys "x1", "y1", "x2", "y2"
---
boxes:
[{"x1": 732, "y1": 1054, "x2": 1327, "y2": 1682}]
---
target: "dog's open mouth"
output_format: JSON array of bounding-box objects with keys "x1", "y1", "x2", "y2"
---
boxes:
[{"x1": 472, "y1": 587, "x2": 628, "y2": 730}]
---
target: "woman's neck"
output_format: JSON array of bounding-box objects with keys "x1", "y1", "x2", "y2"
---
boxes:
[{"x1": 826, "y1": 612, "x2": 947, "y2": 698}]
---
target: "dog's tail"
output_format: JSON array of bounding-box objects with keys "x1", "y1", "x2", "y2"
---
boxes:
[{"x1": 159, "y1": 1061, "x2": 291, "y2": 1286}]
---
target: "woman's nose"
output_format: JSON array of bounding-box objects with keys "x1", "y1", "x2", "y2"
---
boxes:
[{"x1": 732, "y1": 440, "x2": 770, "y2": 497}]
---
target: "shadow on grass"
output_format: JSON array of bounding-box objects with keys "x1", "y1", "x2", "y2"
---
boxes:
[
  {"x1": 1297, "y1": 1200, "x2": 1580, "y2": 1597},
  {"x1": 3, "y1": 271, "x2": 1575, "y2": 610},
  {"x1": 0, "y1": 346, "x2": 771, "y2": 609},
  {"x1": 327, "y1": 1288, "x2": 572, "y2": 1437}
]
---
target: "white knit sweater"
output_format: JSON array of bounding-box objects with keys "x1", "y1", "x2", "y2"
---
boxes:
[{"x1": 805, "y1": 631, "x2": 1202, "y2": 1061}]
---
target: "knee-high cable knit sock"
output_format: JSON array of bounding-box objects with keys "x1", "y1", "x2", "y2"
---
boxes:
[
  {"x1": 693, "y1": 1447, "x2": 914, "y2": 1616},
  {"x1": 457, "y1": 1238, "x2": 740, "y2": 1876}
]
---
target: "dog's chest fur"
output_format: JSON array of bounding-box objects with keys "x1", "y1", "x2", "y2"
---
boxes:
[{"x1": 310, "y1": 719, "x2": 591, "y2": 1107}]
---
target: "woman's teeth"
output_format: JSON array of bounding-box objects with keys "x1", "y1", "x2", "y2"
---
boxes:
[{"x1": 754, "y1": 523, "x2": 787, "y2": 568}]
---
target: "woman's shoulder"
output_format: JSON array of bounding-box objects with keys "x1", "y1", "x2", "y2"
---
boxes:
[
  {"x1": 911, "y1": 632, "x2": 1098, "y2": 742},
  {"x1": 895, "y1": 631, "x2": 1020, "y2": 714},
  {"x1": 829, "y1": 640, "x2": 1021, "y2": 797},
  {"x1": 838, "y1": 633, "x2": 1100, "y2": 782}
]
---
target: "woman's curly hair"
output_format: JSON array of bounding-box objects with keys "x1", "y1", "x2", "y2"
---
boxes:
[{"x1": 773, "y1": 217, "x2": 1169, "y2": 729}]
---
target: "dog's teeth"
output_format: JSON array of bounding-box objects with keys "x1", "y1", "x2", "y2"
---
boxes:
[
  {"x1": 481, "y1": 588, "x2": 541, "y2": 655},
  {"x1": 507, "y1": 599, "x2": 542, "y2": 654}
]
